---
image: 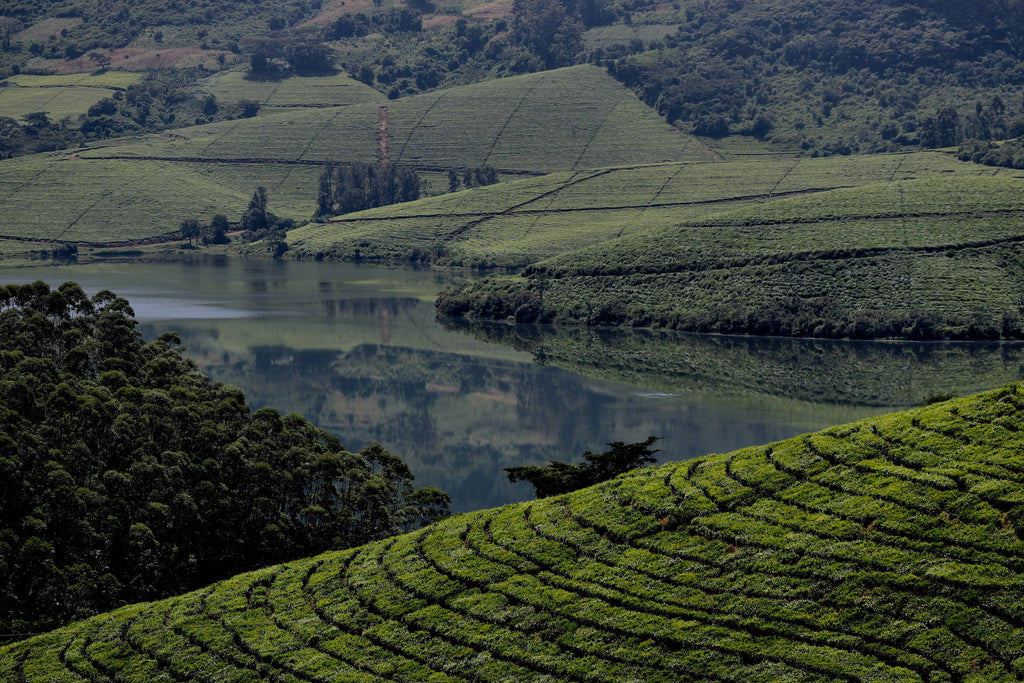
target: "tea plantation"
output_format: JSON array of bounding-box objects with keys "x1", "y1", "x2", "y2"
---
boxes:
[
  {"x1": 4, "y1": 383, "x2": 1024, "y2": 681},
  {"x1": 438, "y1": 172, "x2": 1024, "y2": 339},
  {"x1": 288, "y1": 151, "x2": 1015, "y2": 268}
]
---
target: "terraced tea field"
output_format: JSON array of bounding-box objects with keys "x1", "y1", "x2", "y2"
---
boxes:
[
  {"x1": 5, "y1": 384, "x2": 1024, "y2": 681},
  {"x1": 0, "y1": 64, "x2": 705, "y2": 250},
  {"x1": 199, "y1": 70, "x2": 385, "y2": 112},
  {"x1": 442, "y1": 168, "x2": 1024, "y2": 338},
  {"x1": 0, "y1": 72, "x2": 142, "y2": 120},
  {"x1": 0, "y1": 153, "x2": 320, "y2": 244},
  {"x1": 76, "y1": 64, "x2": 702, "y2": 173},
  {"x1": 288, "y1": 151, "x2": 1018, "y2": 267}
]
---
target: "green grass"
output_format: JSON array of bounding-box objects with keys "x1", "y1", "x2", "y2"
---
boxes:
[
  {"x1": 0, "y1": 71, "x2": 142, "y2": 120},
  {"x1": 0, "y1": 64, "x2": 708, "y2": 250},
  {"x1": 199, "y1": 69, "x2": 386, "y2": 111},
  {"x1": 287, "y1": 151, "x2": 1017, "y2": 268},
  {"x1": 5, "y1": 382, "x2": 1024, "y2": 680}
]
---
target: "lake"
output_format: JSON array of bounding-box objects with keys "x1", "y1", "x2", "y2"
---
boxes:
[{"x1": 3, "y1": 257, "x2": 1022, "y2": 511}]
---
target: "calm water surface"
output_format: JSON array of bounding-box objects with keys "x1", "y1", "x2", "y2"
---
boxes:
[{"x1": 4, "y1": 258, "x2": 1022, "y2": 511}]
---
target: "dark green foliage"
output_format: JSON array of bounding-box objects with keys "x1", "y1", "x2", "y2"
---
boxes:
[
  {"x1": 248, "y1": 38, "x2": 337, "y2": 77},
  {"x1": 959, "y1": 137, "x2": 1024, "y2": 168},
  {"x1": 610, "y1": 0, "x2": 1024, "y2": 152},
  {"x1": 506, "y1": 436, "x2": 659, "y2": 497},
  {"x1": 315, "y1": 162, "x2": 421, "y2": 220},
  {"x1": 0, "y1": 281, "x2": 449, "y2": 638}
]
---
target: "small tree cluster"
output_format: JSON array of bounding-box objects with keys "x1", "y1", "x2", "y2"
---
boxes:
[
  {"x1": 316, "y1": 162, "x2": 421, "y2": 220},
  {"x1": 505, "y1": 436, "x2": 660, "y2": 498},
  {"x1": 447, "y1": 166, "x2": 499, "y2": 192}
]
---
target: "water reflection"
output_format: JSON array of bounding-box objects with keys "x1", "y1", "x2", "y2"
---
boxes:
[
  {"x1": 444, "y1": 320, "x2": 1024, "y2": 407},
  {"x1": 3, "y1": 259, "x2": 1022, "y2": 512}
]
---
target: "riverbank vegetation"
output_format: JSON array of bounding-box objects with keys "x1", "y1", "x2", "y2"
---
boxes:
[{"x1": 4, "y1": 382, "x2": 1024, "y2": 679}]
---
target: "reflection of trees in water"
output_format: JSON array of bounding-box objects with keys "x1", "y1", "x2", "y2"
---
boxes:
[
  {"x1": 442, "y1": 319, "x2": 1024, "y2": 407},
  {"x1": 204, "y1": 340, "x2": 655, "y2": 511}
]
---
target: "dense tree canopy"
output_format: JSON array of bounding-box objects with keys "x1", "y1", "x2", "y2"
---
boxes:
[
  {"x1": 0, "y1": 281, "x2": 449, "y2": 638},
  {"x1": 315, "y1": 162, "x2": 421, "y2": 220}
]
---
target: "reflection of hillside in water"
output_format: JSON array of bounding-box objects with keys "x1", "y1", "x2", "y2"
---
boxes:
[
  {"x1": 175, "y1": 336, "x2": 809, "y2": 512},
  {"x1": 443, "y1": 320, "x2": 1024, "y2": 407}
]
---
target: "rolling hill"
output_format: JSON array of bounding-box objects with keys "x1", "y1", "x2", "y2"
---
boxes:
[
  {"x1": 287, "y1": 150, "x2": 1023, "y2": 268},
  {"x1": 438, "y1": 170, "x2": 1024, "y2": 339},
  {"x1": 4, "y1": 382, "x2": 1024, "y2": 680},
  {"x1": 84, "y1": 64, "x2": 705, "y2": 172},
  {"x1": 0, "y1": 71, "x2": 142, "y2": 121},
  {"x1": 0, "y1": 65, "x2": 706, "y2": 250}
]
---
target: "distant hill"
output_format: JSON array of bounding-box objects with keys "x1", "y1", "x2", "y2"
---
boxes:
[
  {"x1": 438, "y1": 164, "x2": 1024, "y2": 339},
  {"x1": 0, "y1": 65, "x2": 704, "y2": 249},
  {"x1": 611, "y1": 0, "x2": 1024, "y2": 154},
  {"x1": 90, "y1": 65, "x2": 705, "y2": 173},
  {"x1": 4, "y1": 382, "x2": 1024, "y2": 680}
]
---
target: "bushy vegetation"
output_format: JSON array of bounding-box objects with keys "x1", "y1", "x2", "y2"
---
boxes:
[
  {"x1": 0, "y1": 281, "x2": 449, "y2": 638},
  {"x1": 610, "y1": 0, "x2": 1024, "y2": 155},
  {"x1": 506, "y1": 436, "x2": 659, "y2": 498},
  {"x1": 5, "y1": 383, "x2": 1024, "y2": 679}
]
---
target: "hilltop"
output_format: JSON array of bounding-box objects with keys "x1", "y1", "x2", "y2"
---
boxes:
[{"x1": 4, "y1": 382, "x2": 1024, "y2": 680}]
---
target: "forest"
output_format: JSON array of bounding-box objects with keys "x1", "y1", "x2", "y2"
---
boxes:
[{"x1": 0, "y1": 281, "x2": 449, "y2": 637}]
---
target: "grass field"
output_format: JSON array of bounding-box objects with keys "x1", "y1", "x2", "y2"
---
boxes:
[
  {"x1": 287, "y1": 151, "x2": 1018, "y2": 268},
  {"x1": 4, "y1": 382, "x2": 1024, "y2": 680},
  {"x1": 0, "y1": 71, "x2": 142, "y2": 120},
  {"x1": 0, "y1": 64, "x2": 708, "y2": 250}
]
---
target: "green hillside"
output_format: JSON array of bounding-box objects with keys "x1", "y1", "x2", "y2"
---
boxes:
[
  {"x1": 199, "y1": 70, "x2": 386, "y2": 113},
  {"x1": 5, "y1": 383, "x2": 1024, "y2": 680},
  {"x1": 0, "y1": 65, "x2": 704, "y2": 250},
  {"x1": 0, "y1": 153, "x2": 321, "y2": 244},
  {"x1": 0, "y1": 72, "x2": 142, "y2": 120},
  {"x1": 439, "y1": 171, "x2": 1024, "y2": 339},
  {"x1": 86, "y1": 65, "x2": 705, "y2": 172},
  {"x1": 288, "y1": 151, "x2": 1021, "y2": 268}
]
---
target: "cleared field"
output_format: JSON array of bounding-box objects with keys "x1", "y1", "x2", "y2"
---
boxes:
[
  {"x1": 287, "y1": 151, "x2": 1016, "y2": 268},
  {"x1": 583, "y1": 23, "x2": 682, "y2": 49},
  {"x1": 77, "y1": 64, "x2": 706, "y2": 173},
  {"x1": 0, "y1": 71, "x2": 142, "y2": 120},
  {"x1": 0, "y1": 153, "x2": 320, "y2": 243},
  {"x1": 441, "y1": 168, "x2": 1024, "y2": 338},
  {"x1": 199, "y1": 70, "x2": 385, "y2": 110},
  {"x1": 5, "y1": 382, "x2": 1024, "y2": 681}
]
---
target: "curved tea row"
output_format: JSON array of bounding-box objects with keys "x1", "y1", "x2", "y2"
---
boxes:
[{"x1": 5, "y1": 384, "x2": 1024, "y2": 681}]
